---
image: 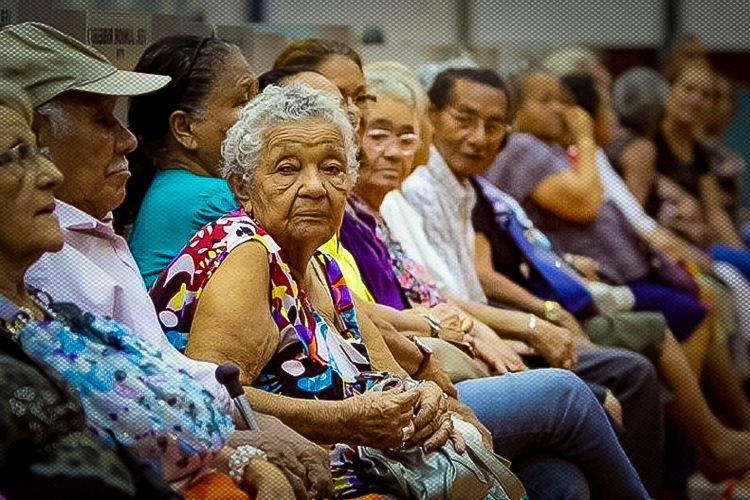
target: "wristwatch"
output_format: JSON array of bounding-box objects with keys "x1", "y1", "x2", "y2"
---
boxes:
[
  {"x1": 422, "y1": 313, "x2": 442, "y2": 338},
  {"x1": 409, "y1": 335, "x2": 434, "y2": 378},
  {"x1": 542, "y1": 301, "x2": 563, "y2": 324}
]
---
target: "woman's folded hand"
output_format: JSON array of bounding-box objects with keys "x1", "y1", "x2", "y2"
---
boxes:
[
  {"x1": 407, "y1": 381, "x2": 454, "y2": 452},
  {"x1": 344, "y1": 387, "x2": 421, "y2": 449}
]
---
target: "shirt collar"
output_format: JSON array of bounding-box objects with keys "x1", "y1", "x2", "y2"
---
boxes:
[
  {"x1": 55, "y1": 200, "x2": 115, "y2": 236},
  {"x1": 426, "y1": 146, "x2": 476, "y2": 203}
]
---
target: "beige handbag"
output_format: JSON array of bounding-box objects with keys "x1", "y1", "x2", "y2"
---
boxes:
[{"x1": 357, "y1": 376, "x2": 528, "y2": 500}]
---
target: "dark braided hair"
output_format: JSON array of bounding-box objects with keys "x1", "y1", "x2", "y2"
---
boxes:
[{"x1": 113, "y1": 35, "x2": 237, "y2": 234}]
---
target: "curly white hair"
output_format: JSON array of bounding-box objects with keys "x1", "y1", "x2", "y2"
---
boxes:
[{"x1": 222, "y1": 82, "x2": 359, "y2": 186}]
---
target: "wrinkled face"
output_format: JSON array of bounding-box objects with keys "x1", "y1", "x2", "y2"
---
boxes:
[
  {"x1": 359, "y1": 97, "x2": 420, "y2": 199},
  {"x1": 667, "y1": 65, "x2": 713, "y2": 128},
  {"x1": 250, "y1": 118, "x2": 351, "y2": 249},
  {"x1": 35, "y1": 91, "x2": 137, "y2": 220},
  {"x1": 192, "y1": 50, "x2": 257, "y2": 176},
  {"x1": 515, "y1": 74, "x2": 567, "y2": 144},
  {"x1": 0, "y1": 107, "x2": 64, "y2": 262},
  {"x1": 430, "y1": 78, "x2": 508, "y2": 179}
]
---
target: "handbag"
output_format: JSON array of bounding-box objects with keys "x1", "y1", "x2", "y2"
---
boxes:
[
  {"x1": 472, "y1": 177, "x2": 597, "y2": 318},
  {"x1": 356, "y1": 375, "x2": 528, "y2": 500}
]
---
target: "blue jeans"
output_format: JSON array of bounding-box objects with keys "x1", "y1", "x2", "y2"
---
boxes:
[
  {"x1": 711, "y1": 244, "x2": 750, "y2": 281},
  {"x1": 456, "y1": 369, "x2": 650, "y2": 500}
]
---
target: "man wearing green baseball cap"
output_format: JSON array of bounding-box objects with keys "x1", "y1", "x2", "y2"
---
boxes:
[
  {"x1": 0, "y1": 22, "x2": 170, "y2": 108},
  {"x1": 0, "y1": 22, "x2": 170, "y2": 220}
]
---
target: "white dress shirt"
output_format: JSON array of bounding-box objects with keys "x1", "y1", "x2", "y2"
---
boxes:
[
  {"x1": 380, "y1": 189, "x2": 459, "y2": 295},
  {"x1": 399, "y1": 147, "x2": 488, "y2": 303},
  {"x1": 26, "y1": 201, "x2": 229, "y2": 410}
]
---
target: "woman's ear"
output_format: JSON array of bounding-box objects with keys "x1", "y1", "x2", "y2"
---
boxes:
[
  {"x1": 169, "y1": 109, "x2": 198, "y2": 150},
  {"x1": 227, "y1": 173, "x2": 253, "y2": 210}
]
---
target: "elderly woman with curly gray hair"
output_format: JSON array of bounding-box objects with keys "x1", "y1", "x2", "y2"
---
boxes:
[{"x1": 149, "y1": 82, "x2": 650, "y2": 500}]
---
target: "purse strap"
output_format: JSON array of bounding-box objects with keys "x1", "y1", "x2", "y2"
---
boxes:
[{"x1": 464, "y1": 442, "x2": 527, "y2": 500}]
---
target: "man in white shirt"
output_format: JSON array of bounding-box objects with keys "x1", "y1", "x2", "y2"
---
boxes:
[
  {"x1": 5, "y1": 21, "x2": 331, "y2": 498},
  {"x1": 400, "y1": 67, "x2": 665, "y2": 497}
]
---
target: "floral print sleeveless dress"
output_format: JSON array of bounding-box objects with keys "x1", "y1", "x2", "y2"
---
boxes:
[{"x1": 150, "y1": 208, "x2": 392, "y2": 498}]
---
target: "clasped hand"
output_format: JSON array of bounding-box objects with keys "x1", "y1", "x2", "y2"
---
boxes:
[{"x1": 347, "y1": 380, "x2": 463, "y2": 453}]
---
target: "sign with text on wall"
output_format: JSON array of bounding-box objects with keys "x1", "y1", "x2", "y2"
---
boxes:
[
  {"x1": 85, "y1": 11, "x2": 152, "y2": 71},
  {"x1": 0, "y1": 0, "x2": 16, "y2": 27}
]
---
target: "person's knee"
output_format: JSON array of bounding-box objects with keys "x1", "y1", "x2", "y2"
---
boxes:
[
  {"x1": 533, "y1": 368, "x2": 593, "y2": 402},
  {"x1": 617, "y1": 350, "x2": 658, "y2": 388}
]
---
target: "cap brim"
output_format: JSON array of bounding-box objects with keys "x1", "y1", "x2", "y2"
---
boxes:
[{"x1": 73, "y1": 69, "x2": 170, "y2": 97}]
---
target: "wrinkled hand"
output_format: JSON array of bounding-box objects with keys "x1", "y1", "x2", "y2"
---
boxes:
[
  {"x1": 229, "y1": 415, "x2": 333, "y2": 500},
  {"x1": 529, "y1": 319, "x2": 578, "y2": 371},
  {"x1": 430, "y1": 303, "x2": 471, "y2": 343},
  {"x1": 557, "y1": 309, "x2": 588, "y2": 340},
  {"x1": 415, "y1": 354, "x2": 459, "y2": 399},
  {"x1": 569, "y1": 254, "x2": 600, "y2": 281},
  {"x1": 408, "y1": 381, "x2": 452, "y2": 452},
  {"x1": 345, "y1": 387, "x2": 421, "y2": 449},
  {"x1": 564, "y1": 106, "x2": 595, "y2": 143},
  {"x1": 466, "y1": 321, "x2": 528, "y2": 374},
  {"x1": 242, "y1": 457, "x2": 296, "y2": 500}
]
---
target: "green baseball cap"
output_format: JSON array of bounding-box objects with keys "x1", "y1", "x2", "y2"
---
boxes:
[
  {"x1": 0, "y1": 22, "x2": 170, "y2": 108},
  {"x1": 0, "y1": 81, "x2": 34, "y2": 126}
]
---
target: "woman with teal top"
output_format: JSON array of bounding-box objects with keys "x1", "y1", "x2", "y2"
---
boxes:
[{"x1": 114, "y1": 35, "x2": 257, "y2": 288}]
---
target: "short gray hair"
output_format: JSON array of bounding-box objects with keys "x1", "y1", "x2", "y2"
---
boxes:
[
  {"x1": 222, "y1": 83, "x2": 358, "y2": 186},
  {"x1": 35, "y1": 97, "x2": 71, "y2": 138},
  {"x1": 613, "y1": 67, "x2": 669, "y2": 136}
]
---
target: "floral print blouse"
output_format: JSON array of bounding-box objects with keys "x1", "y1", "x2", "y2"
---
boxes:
[
  {"x1": 349, "y1": 196, "x2": 444, "y2": 308},
  {"x1": 0, "y1": 292, "x2": 233, "y2": 485}
]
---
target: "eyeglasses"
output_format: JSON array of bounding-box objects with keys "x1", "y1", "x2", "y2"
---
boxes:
[
  {"x1": 446, "y1": 107, "x2": 506, "y2": 136},
  {"x1": 0, "y1": 142, "x2": 49, "y2": 170},
  {"x1": 364, "y1": 129, "x2": 420, "y2": 153}
]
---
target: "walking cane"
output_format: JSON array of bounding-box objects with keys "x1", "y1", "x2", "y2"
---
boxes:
[{"x1": 215, "y1": 362, "x2": 261, "y2": 431}]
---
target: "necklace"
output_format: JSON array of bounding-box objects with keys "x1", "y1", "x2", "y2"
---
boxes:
[{"x1": 0, "y1": 288, "x2": 57, "y2": 340}]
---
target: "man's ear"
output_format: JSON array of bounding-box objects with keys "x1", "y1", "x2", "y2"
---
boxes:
[
  {"x1": 227, "y1": 173, "x2": 253, "y2": 209},
  {"x1": 169, "y1": 109, "x2": 198, "y2": 150}
]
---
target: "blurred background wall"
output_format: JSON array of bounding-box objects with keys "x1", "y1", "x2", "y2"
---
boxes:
[{"x1": 6, "y1": 0, "x2": 750, "y2": 205}]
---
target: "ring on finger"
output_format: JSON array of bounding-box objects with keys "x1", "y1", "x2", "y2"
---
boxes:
[{"x1": 401, "y1": 421, "x2": 416, "y2": 442}]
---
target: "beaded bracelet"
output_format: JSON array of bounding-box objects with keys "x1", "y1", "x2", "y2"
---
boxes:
[{"x1": 228, "y1": 445, "x2": 267, "y2": 483}]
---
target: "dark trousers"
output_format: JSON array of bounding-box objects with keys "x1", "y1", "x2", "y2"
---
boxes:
[{"x1": 575, "y1": 345, "x2": 665, "y2": 499}]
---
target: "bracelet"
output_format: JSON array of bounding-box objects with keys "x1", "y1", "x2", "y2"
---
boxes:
[
  {"x1": 422, "y1": 313, "x2": 442, "y2": 338},
  {"x1": 528, "y1": 314, "x2": 538, "y2": 339},
  {"x1": 228, "y1": 445, "x2": 267, "y2": 483}
]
